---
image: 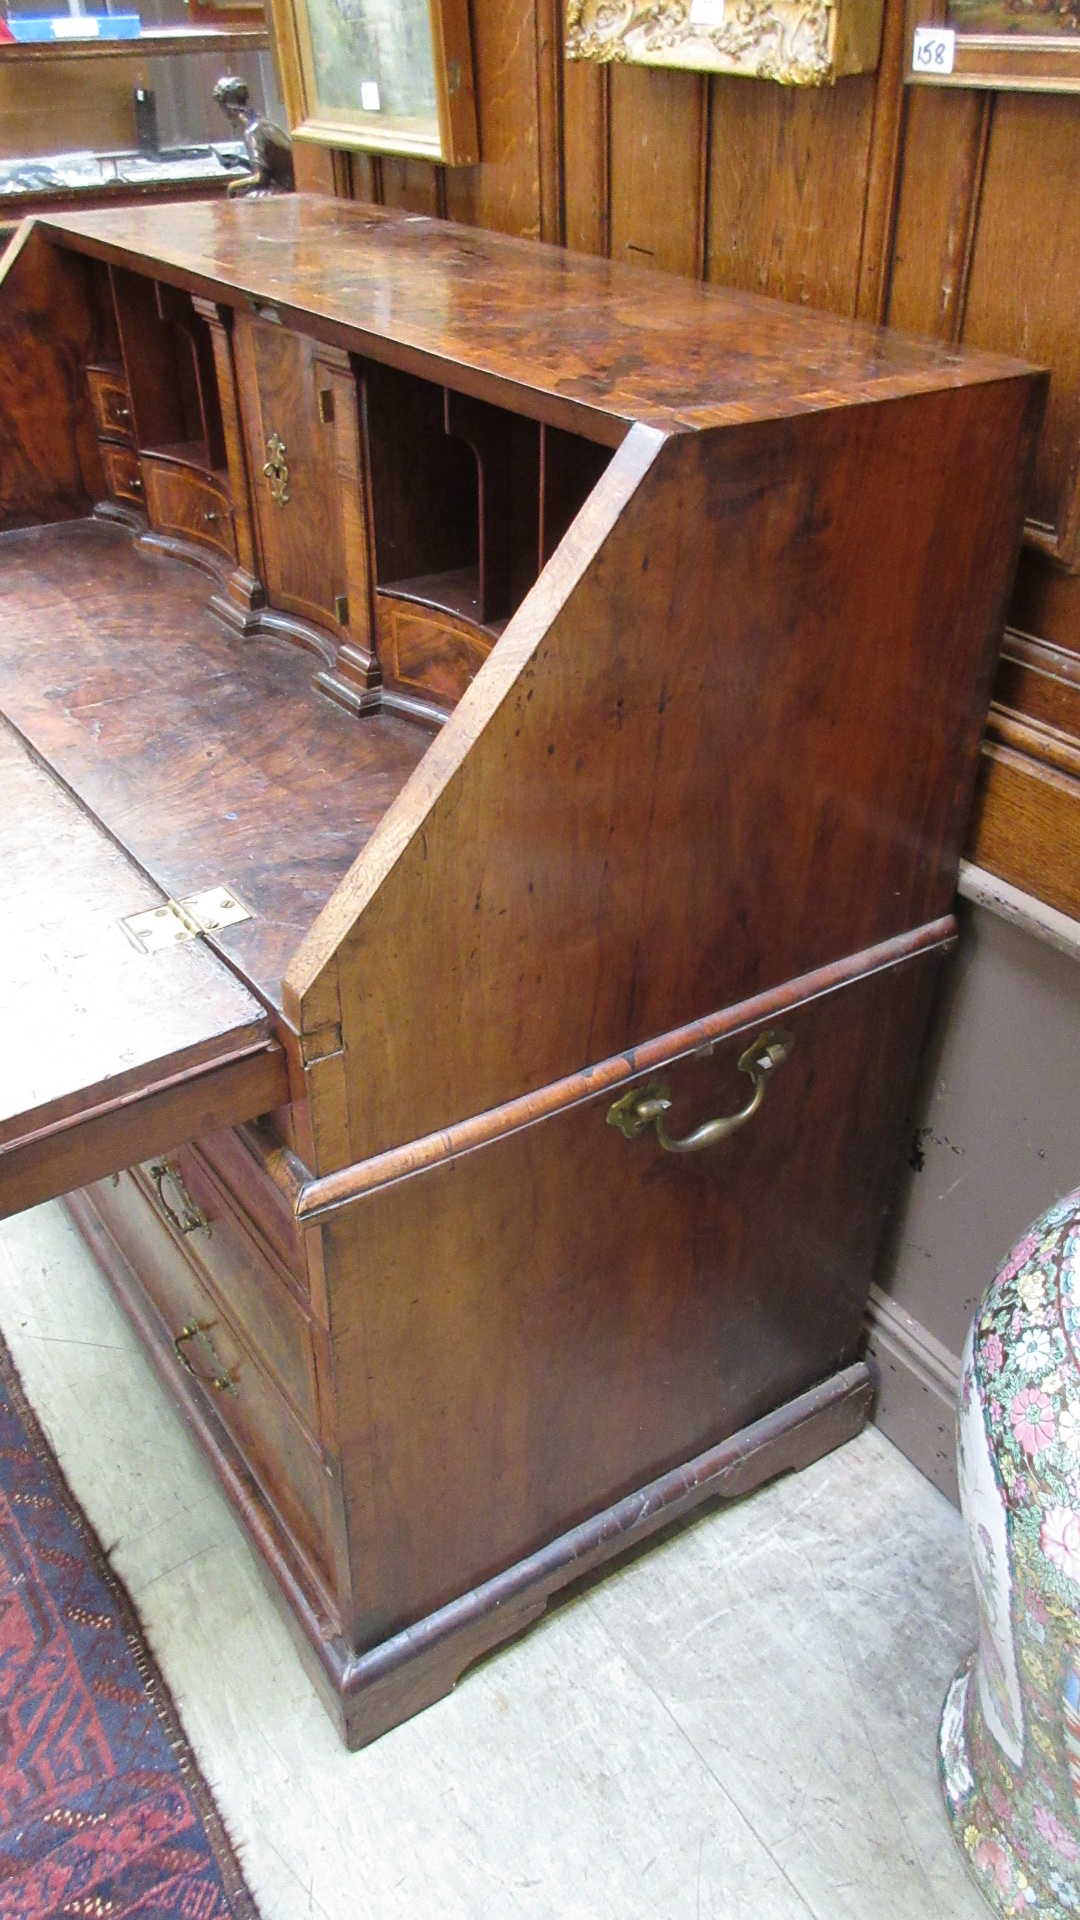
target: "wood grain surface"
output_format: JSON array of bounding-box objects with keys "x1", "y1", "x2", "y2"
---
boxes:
[
  {"x1": 0, "y1": 225, "x2": 107, "y2": 529},
  {"x1": 287, "y1": 373, "x2": 1042, "y2": 1167},
  {"x1": 36, "y1": 198, "x2": 1035, "y2": 448},
  {"x1": 292, "y1": 919, "x2": 955, "y2": 1222},
  {"x1": 319, "y1": 938, "x2": 942, "y2": 1643}
]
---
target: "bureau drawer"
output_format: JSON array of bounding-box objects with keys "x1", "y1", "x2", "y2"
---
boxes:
[
  {"x1": 99, "y1": 442, "x2": 144, "y2": 508},
  {"x1": 136, "y1": 1145, "x2": 318, "y2": 1434},
  {"x1": 141, "y1": 456, "x2": 237, "y2": 562},
  {"x1": 86, "y1": 364, "x2": 134, "y2": 444},
  {"x1": 377, "y1": 596, "x2": 493, "y2": 711},
  {"x1": 88, "y1": 1167, "x2": 335, "y2": 1594}
]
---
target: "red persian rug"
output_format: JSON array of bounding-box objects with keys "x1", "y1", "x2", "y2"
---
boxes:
[{"x1": 0, "y1": 1328, "x2": 259, "y2": 1919}]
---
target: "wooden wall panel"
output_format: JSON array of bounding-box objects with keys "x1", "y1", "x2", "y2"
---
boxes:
[
  {"x1": 443, "y1": 5, "x2": 542, "y2": 237},
  {"x1": 380, "y1": 159, "x2": 445, "y2": 217},
  {"x1": 609, "y1": 65, "x2": 708, "y2": 277},
  {"x1": 350, "y1": 154, "x2": 380, "y2": 203},
  {"x1": 969, "y1": 745, "x2": 1080, "y2": 924},
  {"x1": 960, "y1": 95, "x2": 1080, "y2": 570},
  {"x1": 563, "y1": 55, "x2": 608, "y2": 256},
  {"x1": 1012, "y1": 549, "x2": 1080, "y2": 657},
  {"x1": 706, "y1": 74, "x2": 876, "y2": 313},
  {"x1": 536, "y1": 0, "x2": 564, "y2": 244},
  {"x1": 293, "y1": 142, "x2": 354, "y2": 198},
  {"x1": 885, "y1": 87, "x2": 989, "y2": 341},
  {"x1": 853, "y1": 0, "x2": 907, "y2": 324}
]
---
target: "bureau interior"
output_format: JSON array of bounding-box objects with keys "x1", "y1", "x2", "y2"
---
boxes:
[
  {"x1": 365, "y1": 359, "x2": 612, "y2": 632},
  {"x1": 0, "y1": 237, "x2": 618, "y2": 1004},
  {"x1": 69, "y1": 249, "x2": 615, "y2": 724}
]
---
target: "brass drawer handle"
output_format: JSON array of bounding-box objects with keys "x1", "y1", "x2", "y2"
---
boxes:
[
  {"x1": 109, "y1": 402, "x2": 132, "y2": 428},
  {"x1": 606, "y1": 1028, "x2": 796, "y2": 1154},
  {"x1": 173, "y1": 1321, "x2": 235, "y2": 1394},
  {"x1": 263, "y1": 432, "x2": 289, "y2": 507},
  {"x1": 148, "y1": 1160, "x2": 209, "y2": 1236}
]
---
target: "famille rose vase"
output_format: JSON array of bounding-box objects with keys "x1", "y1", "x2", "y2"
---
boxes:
[{"x1": 940, "y1": 1186, "x2": 1080, "y2": 1916}]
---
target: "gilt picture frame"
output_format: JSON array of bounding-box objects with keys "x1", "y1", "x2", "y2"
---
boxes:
[
  {"x1": 268, "y1": 0, "x2": 478, "y2": 163},
  {"x1": 564, "y1": 0, "x2": 886, "y2": 85},
  {"x1": 905, "y1": 0, "x2": 1080, "y2": 91}
]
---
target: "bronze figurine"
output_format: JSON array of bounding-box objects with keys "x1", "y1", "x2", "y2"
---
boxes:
[{"x1": 213, "y1": 76, "x2": 294, "y2": 197}]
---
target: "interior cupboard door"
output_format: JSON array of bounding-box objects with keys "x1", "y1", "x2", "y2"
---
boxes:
[{"x1": 233, "y1": 314, "x2": 373, "y2": 655}]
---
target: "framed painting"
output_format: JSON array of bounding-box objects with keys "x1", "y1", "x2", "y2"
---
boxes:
[
  {"x1": 905, "y1": 0, "x2": 1080, "y2": 90},
  {"x1": 564, "y1": 0, "x2": 886, "y2": 85},
  {"x1": 268, "y1": 0, "x2": 478, "y2": 163}
]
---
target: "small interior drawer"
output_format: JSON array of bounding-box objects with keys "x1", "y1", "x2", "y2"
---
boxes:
[
  {"x1": 377, "y1": 595, "x2": 493, "y2": 711},
  {"x1": 135, "y1": 1145, "x2": 319, "y2": 1437},
  {"x1": 99, "y1": 442, "x2": 144, "y2": 508},
  {"x1": 87, "y1": 364, "x2": 135, "y2": 444},
  {"x1": 140, "y1": 455, "x2": 237, "y2": 562},
  {"x1": 88, "y1": 1167, "x2": 335, "y2": 1596}
]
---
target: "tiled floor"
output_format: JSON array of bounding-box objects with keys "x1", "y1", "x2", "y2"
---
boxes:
[{"x1": 0, "y1": 1201, "x2": 987, "y2": 1920}]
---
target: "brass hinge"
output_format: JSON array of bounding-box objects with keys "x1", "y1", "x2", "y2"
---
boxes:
[
  {"x1": 318, "y1": 387, "x2": 335, "y2": 425},
  {"x1": 334, "y1": 592, "x2": 349, "y2": 626},
  {"x1": 121, "y1": 884, "x2": 252, "y2": 953}
]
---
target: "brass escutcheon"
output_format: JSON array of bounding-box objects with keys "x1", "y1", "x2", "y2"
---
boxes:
[{"x1": 263, "y1": 431, "x2": 290, "y2": 507}]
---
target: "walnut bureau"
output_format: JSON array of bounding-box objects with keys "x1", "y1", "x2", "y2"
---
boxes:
[{"x1": 0, "y1": 197, "x2": 1045, "y2": 1747}]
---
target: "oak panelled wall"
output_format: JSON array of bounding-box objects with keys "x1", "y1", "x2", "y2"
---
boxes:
[{"x1": 293, "y1": 0, "x2": 1080, "y2": 924}]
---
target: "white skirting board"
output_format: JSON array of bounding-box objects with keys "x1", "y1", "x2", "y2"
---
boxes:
[{"x1": 864, "y1": 1283, "x2": 962, "y2": 1504}]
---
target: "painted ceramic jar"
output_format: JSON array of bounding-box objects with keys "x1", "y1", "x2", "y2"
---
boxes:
[{"x1": 940, "y1": 1186, "x2": 1080, "y2": 1916}]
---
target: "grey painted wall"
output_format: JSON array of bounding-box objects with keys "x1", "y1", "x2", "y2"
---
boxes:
[{"x1": 869, "y1": 877, "x2": 1080, "y2": 1501}]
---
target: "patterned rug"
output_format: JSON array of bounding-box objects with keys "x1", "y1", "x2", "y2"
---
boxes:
[{"x1": 0, "y1": 1328, "x2": 259, "y2": 1919}]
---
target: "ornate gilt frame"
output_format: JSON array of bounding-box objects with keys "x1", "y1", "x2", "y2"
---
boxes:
[{"x1": 564, "y1": 0, "x2": 885, "y2": 85}]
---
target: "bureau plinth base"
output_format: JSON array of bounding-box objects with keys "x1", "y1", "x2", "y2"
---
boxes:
[
  {"x1": 66, "y1": 1184, "x2": 868, "y2": 1750},
  {"x1": 322, "y1": 1362, "x2": 872, "y2": 1751}
]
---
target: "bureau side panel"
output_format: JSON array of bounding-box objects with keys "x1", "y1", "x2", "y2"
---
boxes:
[
  {"x1": 288, "y1": 378, "x2": 1042, "y2": 1170},
  {"x1": 325, "y1": 940, "x2": 942, "y2": 1646}
]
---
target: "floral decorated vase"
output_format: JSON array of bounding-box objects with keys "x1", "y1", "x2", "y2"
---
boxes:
[{"x1": 940, "y1": 1186, "x2": 1080, "y2": 1916}]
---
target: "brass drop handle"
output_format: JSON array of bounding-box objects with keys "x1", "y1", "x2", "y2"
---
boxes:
[
  {"x1": 606, "y1": 1028, "x2": 796, "y2": 1154},
  {"x1": 173, "y1": 1321, "x2": 235, "y2": 1394},
  {"x1": 110, "y1": 400, "x2": 132, "y2": 427},
  {"x1": 148, "y1": 1160, "x2": 209, "y2": 1236},
  {"x1": 202, "y1": 508, "x2": 222, "y2": 524}
]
